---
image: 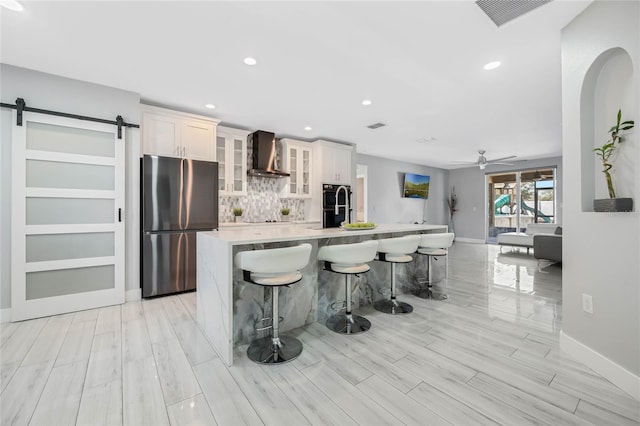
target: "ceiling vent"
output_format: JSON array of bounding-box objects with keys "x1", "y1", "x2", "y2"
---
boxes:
[
  {"x1": 367, "y1": 122, "x2": 386, "y2": 129},
  {"x1": 475, "y1": 0, "x2": 552, "y2": 27}
]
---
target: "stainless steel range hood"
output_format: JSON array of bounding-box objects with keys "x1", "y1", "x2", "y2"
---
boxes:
[{"x1": 247, "y1": 130, "x2": 290, "y2": 177}]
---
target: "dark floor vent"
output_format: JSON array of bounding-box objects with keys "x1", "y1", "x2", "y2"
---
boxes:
[
  {"x1": 475, "y1": 0, "x2": 552, "y2": 27},
  {"x1": 367, "y1": 122, "x2": 386, "y2": 129}
]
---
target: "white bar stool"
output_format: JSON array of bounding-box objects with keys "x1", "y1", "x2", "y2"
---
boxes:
[
  {"x1": 318, "y1": 240, "x2": 379, "y2": 334},
  {"x1": 235, "y1": 243, "x2": 312, "y2": 364},
  {"x1": 373, "y1": 234, "x2": 420, "y2": 315},
  {"x1": 417, "y1": 233, "x2": 455, "y2": 300}
]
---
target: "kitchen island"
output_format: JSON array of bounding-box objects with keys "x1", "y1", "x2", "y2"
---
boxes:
[{"x1": 197, "y1": 223, "x2": 447, "y2": 365}]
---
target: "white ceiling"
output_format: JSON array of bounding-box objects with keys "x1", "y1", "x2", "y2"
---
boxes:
[{"x1": 1, "y1": 0, "x2": 591, "y2": 169}]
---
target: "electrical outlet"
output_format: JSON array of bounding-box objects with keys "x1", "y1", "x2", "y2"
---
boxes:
[{"x1": 582, "y1": 294, "x2": 593, "y2": 314}]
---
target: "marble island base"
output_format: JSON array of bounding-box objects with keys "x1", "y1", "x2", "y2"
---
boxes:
[{"x1": 197, "y1": 224, "x2": 448, "y2": 365}]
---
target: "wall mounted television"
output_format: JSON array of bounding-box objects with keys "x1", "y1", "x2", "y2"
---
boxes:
[{"x1": 403, "y1": 173, "x2": 430, "y2": 199}]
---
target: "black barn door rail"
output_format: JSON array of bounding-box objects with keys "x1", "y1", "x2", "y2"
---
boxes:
[{"x1": 0, "y1": 97, "x2": 139, "y2": 139}]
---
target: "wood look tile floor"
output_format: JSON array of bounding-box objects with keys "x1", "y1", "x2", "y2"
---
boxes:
[{"x1": 2, "y1": 243, "x2": 639, "y2": 425}]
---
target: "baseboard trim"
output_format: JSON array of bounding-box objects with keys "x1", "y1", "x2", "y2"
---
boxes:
[
  {"x1": 1, "y1": 289, "x2": 141, "y2": 322},
  {"x1": 560, "y1": 331, "x2": 640, "y2": 401},
  {"x1": 125, "y1": 288, "x2": 141, "y2": 302},
  {"x1": 453, "y1": 237, "x2": 485, "y2": 244}
]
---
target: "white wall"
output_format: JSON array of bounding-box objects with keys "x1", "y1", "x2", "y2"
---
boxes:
[
  {"x1": 449, "y1": 157, "x2": 563, "y2": 241},
  {"x1": 561, "y1": 0, "x2": 639, "y2": 397},
  {"x1": 355, "y1": 154, "x2": 448, "y2": 225},
  {"x1": 0, "y1": 64, "x2": 141, "y2": 311}
]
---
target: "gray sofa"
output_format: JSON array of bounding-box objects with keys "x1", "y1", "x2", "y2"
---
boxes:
[
  {"x1": 497, "y1": 223, "x2": 562, "y2": 252},
  {"x1": 533, "y1": 232, "x2": 562, "y2": 263}
]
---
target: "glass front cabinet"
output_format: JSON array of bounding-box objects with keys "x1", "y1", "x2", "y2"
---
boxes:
[
  {"x1": 280, "y1": 139, "x2": 312, "y2": 199},
  {"x1": 216, "y1": 126, "x2": 248, "y2": 196}
]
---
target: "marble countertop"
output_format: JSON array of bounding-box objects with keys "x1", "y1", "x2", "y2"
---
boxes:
[
  {"x1": 219, "y1": 220, "x2": 320, "y2": 228},
  {"x1": 201, "y1": 223, "x2": 447, "y2": 245}
]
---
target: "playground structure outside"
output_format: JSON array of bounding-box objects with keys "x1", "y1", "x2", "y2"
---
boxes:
[{"x1": 493, "y1": 196, "x2": 554, "y2": 227}]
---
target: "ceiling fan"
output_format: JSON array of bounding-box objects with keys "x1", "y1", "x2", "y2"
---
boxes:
[
  {"x1": 529, "y1": 170, "x2": 554, "y2": 181},
  {"x1": 452, "y1": 150, "x2": 517, "y2": 170}
]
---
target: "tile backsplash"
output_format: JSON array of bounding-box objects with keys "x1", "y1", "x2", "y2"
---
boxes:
[
  {"x1": 219, "y1": 179, "x2": 305, "y2": 222},
  {"x1": 218, "y1": 138, "x2": 306, "y2": 223}
]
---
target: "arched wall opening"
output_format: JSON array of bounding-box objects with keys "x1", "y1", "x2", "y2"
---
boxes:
[{"x1": 580, "y1": 47, "x2": 635, "y2": 211}]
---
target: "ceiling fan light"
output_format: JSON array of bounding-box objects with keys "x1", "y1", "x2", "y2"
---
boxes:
[{"x1": 479, "y1": 163, "x2": 486, "y2": 170}]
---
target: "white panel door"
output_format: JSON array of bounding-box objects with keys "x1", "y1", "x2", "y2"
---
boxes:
[{"x1": 11, "y1": 111, "x2": 125, "y2": 321}]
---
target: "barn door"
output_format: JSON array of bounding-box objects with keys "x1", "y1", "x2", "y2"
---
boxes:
[{"x1": 11, "y1": 111, "x2": 125, "y2": 321}]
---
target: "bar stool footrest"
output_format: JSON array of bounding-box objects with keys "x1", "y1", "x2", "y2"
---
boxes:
[
  {"x1": 329, "y1": 300, "x2": 354, "y2": 311},
  {"x1": 253, "y1": 316, "x2": 283, "y2": 332}
]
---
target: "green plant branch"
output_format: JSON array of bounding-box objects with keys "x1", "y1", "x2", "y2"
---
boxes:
[{"x1": 593, "y1": 109, "x2": 634, "y2": 199}]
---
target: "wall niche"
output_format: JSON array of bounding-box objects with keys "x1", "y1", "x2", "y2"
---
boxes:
[{"x1": 580, "y1": 47, "x2": 635, "y2": 212}]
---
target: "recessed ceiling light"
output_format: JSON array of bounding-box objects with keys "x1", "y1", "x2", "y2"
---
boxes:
[
  {"x1": 483, "y1": 61, "x2": 501, "y2": 70},
  {"x1": 243, "y1": 57, "x2": 257, "y2": 66},
  {"x1": 304, "y1": 126, "x2": 312, "y2": 131},
  {"x1": 361, "y1": 99, "x2": 372, "y2": 106},
  {"x1": 1, "y1": 0, "x2": 24, "y2": 11},
  {"x1": 204, "y1": 104, "x2": 216, "y2": 109}
]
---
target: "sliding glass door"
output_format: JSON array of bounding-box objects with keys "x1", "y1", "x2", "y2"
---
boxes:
[{"x1": 487, "y1": 168, "x2": 556, "y2": 243}]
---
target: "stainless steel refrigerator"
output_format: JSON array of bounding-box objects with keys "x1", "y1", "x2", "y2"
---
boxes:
[{"x1": 142, "y1": 155, "x2": 218, "y2": 298}]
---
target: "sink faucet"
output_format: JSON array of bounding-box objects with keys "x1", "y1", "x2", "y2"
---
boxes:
[{"x1": 334, "y1": 185, "x2": 350, "y2": 224}]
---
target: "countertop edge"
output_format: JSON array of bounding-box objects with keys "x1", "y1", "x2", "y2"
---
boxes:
[{"x1": 200, "y1": 224, "x2": 448, "y2": 245}]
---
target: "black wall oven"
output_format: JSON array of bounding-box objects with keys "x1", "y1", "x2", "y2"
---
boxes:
[{"x1": 322, "y1": 184, "x2": 352, "y2": 228}]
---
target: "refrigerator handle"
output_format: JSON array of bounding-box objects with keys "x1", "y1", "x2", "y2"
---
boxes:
[{"x1": 179, "y1": 159, "x2": 185, "y2": 229}]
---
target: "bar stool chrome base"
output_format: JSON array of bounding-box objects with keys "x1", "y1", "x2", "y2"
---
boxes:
[
  {"x1": 373, "y1": 236, "x2": 420, "y2": 315},
  {"x1": 247, "y1": 335, "x2": 303, "y2": 364},
  {"x1": 412, "y1": 285, "x2": 449, "y2": 301},
  {"x1": 326, "y1": 313, "x2": 371, "y2": 334},
  {"x1": 373, "y1": 298, "x2": 414, "y2": 314},
  {"x1": 235, "y1": 243, "x2": 312, "y2": 365},
  {"x1": 416, "y1": 233, "x2": 455, "y2": 302}
]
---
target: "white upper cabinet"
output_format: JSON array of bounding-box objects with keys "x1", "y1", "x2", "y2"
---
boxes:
[
  {"x1": 142, "y1": 112, "x2": 180, "y2": 158},
  {"x1": 280, "y1": 139, "x2": 313, "y2": 199},
  {"x1": 314, "y1": 140, "x2": 354, "y2": 185},
  {"x1": 141, "y1": 105, "x2": 219, "y2": 161},
  {"x1": 216, "y1": 126, "x2": 248, "y2": 196},
  {"x1": 180, "y1": 119, "x2": 216, "y2": 160}
]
